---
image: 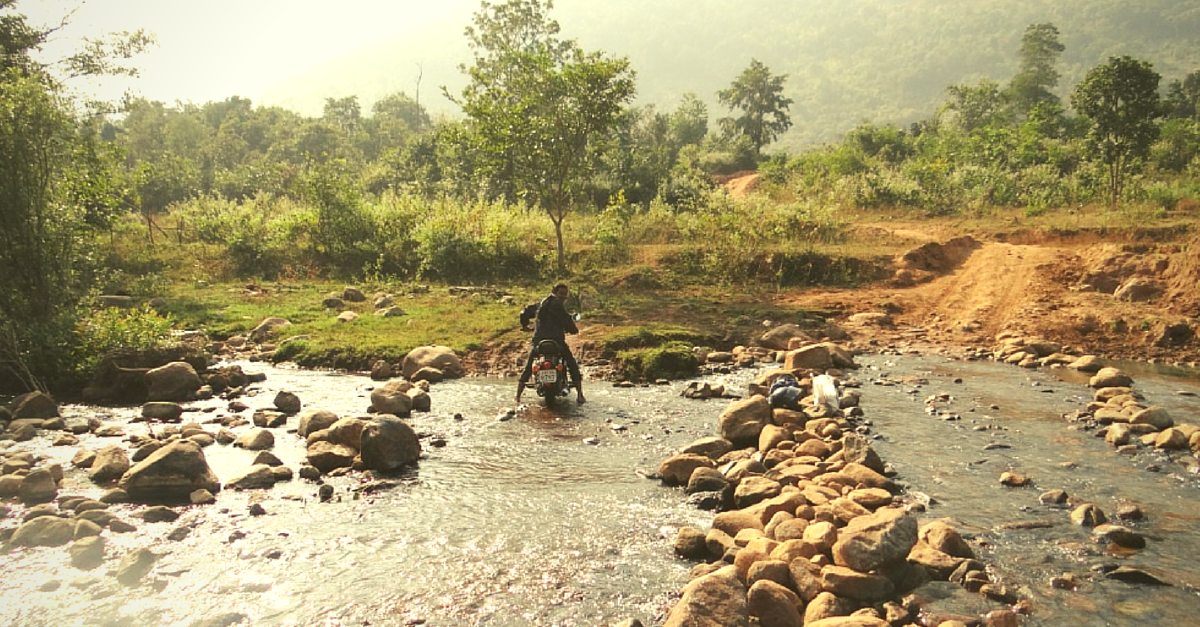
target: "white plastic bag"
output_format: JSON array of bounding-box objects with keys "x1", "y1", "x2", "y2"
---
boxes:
[{"x1": 811, "y1": 374, "x2": 840, "y2": 410}]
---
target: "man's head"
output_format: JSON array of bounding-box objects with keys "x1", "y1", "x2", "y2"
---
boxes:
[{"x1": 552, "y1": 283, "x2": 569, "y2": 299}]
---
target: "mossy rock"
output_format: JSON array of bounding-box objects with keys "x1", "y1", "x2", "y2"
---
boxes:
[{"x1": 618, "y1": 341, "x2": 699, "y2": 381}]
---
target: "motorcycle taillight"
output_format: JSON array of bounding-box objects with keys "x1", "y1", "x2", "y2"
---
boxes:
[
  {"x1": 556, "y1": 364, "x2": 563, "y2": 370},
  {"x1": 542, "y1": 362, "x2": 551, "y2": 369}
]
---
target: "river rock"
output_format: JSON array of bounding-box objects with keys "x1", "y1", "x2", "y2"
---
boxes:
[
  {"x1": 830, "y1": 507, "x2": 917, "y2": 572},
  {"x1": 9, "y1": 391, "x2": 59, "y2": 419},
  {"x1": 822, "y1": 565, "x2": 896, "y2": 602},
  {"x1": 226, "y1": 465, "x2": 277, "y2": 490},
  {"x1": 657, "y1": 451, "x2": 710, "y2": 485},
  {"x1": 999, "y1": 471, "x2": 1032, "y2": 487},
  {"x1": 74, "y1": 518, "x2": 103, "y2": 540},
  {"x1": 680, "y1": 436, "x2": 735, "y2": 460},
  {"x1": 408, "y1": 386, "x2": 431, "y2": 412},
  {"x1": 234, "y1": 428, "x2": 275, "y2": 451},
  {"x1": 674, "y1": 526, "x2": 710, "y2": 559},
  {"x1": 735, "y1": 476, "x2": 782, "y2": 508},
  {"x1": 70, "y1": 536, "x2": 106, "y2": 570},
  {"x1": 838, "y1": 462, "x2": 894, "y2": 490},
  {"x1": 1104, "y1": 566, "x2": 1170, "y2": 585},
  {"x1": 804, "y1": 591, "x2": 858, "y2": 624},
  {"x1": 306, "y1": 441, "x2": 357, "y2": 473},
  {"x1": 89, "y1": 445, "x2": 131, "y2": 484},
  {"x1": 1094, "y1": 524, "x2": 1147, "y2": 549},
  {"x1": 190, "y1": 489, "x2": 216, "y2": 504},
  {"x1": 410, "y1": 367, "x2": 444, "y2": 384},
  {"x1": 1155, "y1": 428, "x2": 1189, "y2": 450},
  {"x1": 370, "y1": 360, "x2": 393, "y2": 380},
  {"x1": 116, "y1": 547, "x2": 158, "y2": 586},
  {"x1": 1105, "y1": 423, "x2": 1135, "y2": 446},
  {"x1": 1131, "y1": 406, "x2": 1174, "y2": 430},
  {"x1": 804, "y1": 520, "x2": 839, "y2": 552},
  {"x1": 747, "y1": 579, "x2": 803, "y2": 627},
  {"x1": 1089, "y1": 368, "x2": 1133, "y2": 389},
  {"x1": 273, "y1": 391, "x2": 302, "y2": 414},
  {"x1": 145, "y1": 362, "x2": 202, "y2": 402},
  {"x1": 19, "y1": 468, "x2": 57, "y2": 504},
  {"x1": 1068, "y1": 355, "x2": 1104, "y2": 372},
  {"x1": 141, "y1": 402, "x2": 183, "y2": 422},
  {"x1": 11, "y1": 515, "x2": 74, "y2": 547},
  {"x1": 1070, "y1": 503, "x2": 1107, "y2": 527},
  {"x1": 907, "y1": 546, "x2": 965, "y2": 579},
  {"x1": 360, "y1": 415, "x2": 421, "y2": 472},
  {"x1": 919, "y1": 521, "x2": 974, "y2": 559},
  {"x1": 318, "y1": 417, "x2": 367, "y2": 448},
  {"x1": 718, "y1": 396, "x2": 771, "y2": 446},
  {"x1": 401, "y1": 345, "x2": 464, "y2": 380},
  {"x1": 713, "y1": 509, "x2": 766, "y2": 537},
  {"x1": 687, "y1": 466, "x2": 729, "y2": 494},
  {"x1": 662, "y1": 565, "x2": 749, "y2": 627},
  {"x1": 370, "y1": 380, "x2": 415, "y2": 416},
  {"x1": 297, "y1": 409, "x2": 339, "y2": 437},
  {"x1": 336, "y1": 311, "x2": 358, "y2": 323},
  {"x1": 118, "y1": 440, "x2": 221, "y2": 503}
]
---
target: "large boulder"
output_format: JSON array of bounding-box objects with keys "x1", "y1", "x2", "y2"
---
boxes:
[
  {"x1": 89, "y1": 445, "x2": 131, "y2": 484},
  {"x1": 322, "y1": 417, "x2": 368, "y2": 449},
  {"x1": 9, "y1": 391, "x2": 59, "y2": 419},
  {"x1": 145, "y1": 362, "x2": 202, "y2": 402},
  {"x1": 662, "y1": 565, "x2": 750, "y2": 627},
  {"x1": 233, "y1": 428, "x2": 275, "y2": 451},
  {"x1": 659, "y1": 453, "x2": 718, "y2": 486},
  {"x1": 831, "y1": 507, "x2": 919, "y2": 572},
  {"x1": 226, "y1": 465, "x2": 277, "y2": 490},
  {"x1": 718, "y1": 396, "x2": 771, "y2": 446},
  {"x1": 1131, "y1": 406, "x2": 1174, "y2": 430},
  {"x1": 306, "y1": 441, "x2": 357, "y2": 473},
  {"x1": 1089, "y1": 367, "x2": 1133, "y2": 389},
  {"x1": 401, "y1": 346, "x2": 464, "y2": 380},
  {"x1": 10, "y1": 515, "x2": 74, "y2": 547},
  {"x1": 297, "y1": 409, "x2": 340, "y2": 438},
  {"x1": 359, "y1": 415, "x2": 421, "y2": 472},
  {"x1": 18, "y1": 468, "x2": 57, "y2": 504},
  {"x1": 784, "y1": 342, "x2": 858, "y2": 371},
  {"x1": 370, "y1": 380, "x2": 414, "y2": 416},
  {"x1": 118, "y1": 440, "x2": 221, "y2": 503}
]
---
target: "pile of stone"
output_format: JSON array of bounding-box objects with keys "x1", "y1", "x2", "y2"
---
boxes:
[
  {"x1": 657, "y1": 353, "x2": 1023, "y2": 627},
  {"x1": 1071, "y1": 366, "x2": 1200, "y2": 456}
]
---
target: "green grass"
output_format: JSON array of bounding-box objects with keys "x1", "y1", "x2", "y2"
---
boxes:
[{"x1": 160, "y1": 281, "x2": 531, "y2": 369}]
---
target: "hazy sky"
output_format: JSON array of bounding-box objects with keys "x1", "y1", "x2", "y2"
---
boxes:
[{"x1": 18, "y1": 0, "x2": 472, "y2": 105}]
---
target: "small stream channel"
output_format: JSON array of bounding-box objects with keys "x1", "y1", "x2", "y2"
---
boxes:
[{"x1": 1, "y1": 353, "x2": 1199, "y2": 626}]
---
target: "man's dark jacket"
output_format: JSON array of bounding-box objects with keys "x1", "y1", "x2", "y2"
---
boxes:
[{"x1": 533, "y1": 295, "x2": 578, "y2": 343}]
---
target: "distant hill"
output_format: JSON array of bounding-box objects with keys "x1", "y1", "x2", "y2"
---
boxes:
[{"x1": 259, "y1": 0, "x2": 1200, "y2": 149}]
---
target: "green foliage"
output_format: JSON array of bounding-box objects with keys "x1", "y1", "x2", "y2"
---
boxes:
[
  {"x1": 1007, "y1": 23, "x2": 1065, "y2": 116},
  {"x1": 1071, "y1": 56, "x2": 1162, "y2": 207},
  {"x1": 718, "y1": 59, "x2": 793, "y2": 155},
  {"x1": 453, "y1": 0, "x2": 637, "y2": 274},
  {"x1": 617, "y1": 341, "x2": 699, "y2": 381},
  {"x1": 77, "y1": 305, "x2": 174, "y2": 373}
]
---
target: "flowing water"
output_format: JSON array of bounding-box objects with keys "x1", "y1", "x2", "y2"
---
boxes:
[{"x1": 1, "y1": 354, "x2": 1199, "y2": 627}]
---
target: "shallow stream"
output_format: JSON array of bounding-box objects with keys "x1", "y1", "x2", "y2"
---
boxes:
[{"x1": 1, "y1": 353, "x2": 1199, "y2": 626}]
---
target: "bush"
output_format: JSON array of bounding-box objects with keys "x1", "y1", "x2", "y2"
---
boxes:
[{"x1": 77, "y1": 305, "x2": 175, "y2": 376}]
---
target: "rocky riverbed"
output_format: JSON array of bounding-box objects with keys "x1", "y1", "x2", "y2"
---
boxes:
[{"x1": 1, "y1": 335, "x2": 1199, "y2": 626}]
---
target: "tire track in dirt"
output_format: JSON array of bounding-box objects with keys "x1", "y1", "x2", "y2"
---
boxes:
[{"x1": 897, "y1": 242, "x2": 1072, "y2": 340}]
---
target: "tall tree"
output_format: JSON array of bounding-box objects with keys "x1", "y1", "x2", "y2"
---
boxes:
[
  {"x1": 452, "y1": 0, "x2": 635, "y2": 275},
  {"x1": 1008, "y1": 23, "x2": 1066, "y2": 117},
  {"x1": 717, "y1": 59, "x2": 792, "y2": 156},
  {"x1": 1071, "y1": 55, "x2": 1161, "y2": 208},
  {"x1": 0, "y1": 1, "x2": 151, "y2": 391}
]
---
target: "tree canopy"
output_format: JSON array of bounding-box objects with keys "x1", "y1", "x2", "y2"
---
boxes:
[{"x1": 718, "y1": 59, "x2": 792, "y2": 155}]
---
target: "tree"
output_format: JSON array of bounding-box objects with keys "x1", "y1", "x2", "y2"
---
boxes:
[
  {"x1": 942, "y1": 78, "x2": 1010, "y2": 132},
  {"x1": 0, "y1": 1, "x2": 151, "y2": 392},
  {"x1": 1071, "y1": 56, "x2": 1161, "y2": 208},
  {"x1": 1008, "y1": 23, "x2": 1065, "y2": 117},
  {"x1": 717, "y1": 59, "x2": 792, "y2": 156},
  {"x1": 669, "y1": 93, "x2": 708, "y2": 147},
  {"x1": 1164, "y1": 69, "x2": 1200, "y2": 120},
  {"x1": 453, "y1": 0, "x2": 635, "y2": 275}
]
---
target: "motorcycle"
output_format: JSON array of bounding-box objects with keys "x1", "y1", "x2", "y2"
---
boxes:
[{"x1": 530, "y1": 339, "x2": 571, "y2": 406}]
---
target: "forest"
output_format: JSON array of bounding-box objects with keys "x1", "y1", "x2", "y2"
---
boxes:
[{"x1": 2, "y1": 0, "x2": 1200, "y2": 394}]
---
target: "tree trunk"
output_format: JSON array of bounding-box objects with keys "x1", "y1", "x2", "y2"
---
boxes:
[{"x1": 553, "y1": 216, "x2": 566, "y2": 277}]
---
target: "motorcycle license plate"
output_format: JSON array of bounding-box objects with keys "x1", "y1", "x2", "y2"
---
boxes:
[{"x1": 537, "y1": 370, "x2": 558, "y2": 384}]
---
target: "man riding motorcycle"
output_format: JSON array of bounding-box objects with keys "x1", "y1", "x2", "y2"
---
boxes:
[{"x1": 515, "y1": 283, "x2": 586, "y2": 404}]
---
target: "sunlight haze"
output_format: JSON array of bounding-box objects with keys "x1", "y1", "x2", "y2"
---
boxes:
[{"x1": 19, "y1": 0, "x2": 470, "y2": 106}]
